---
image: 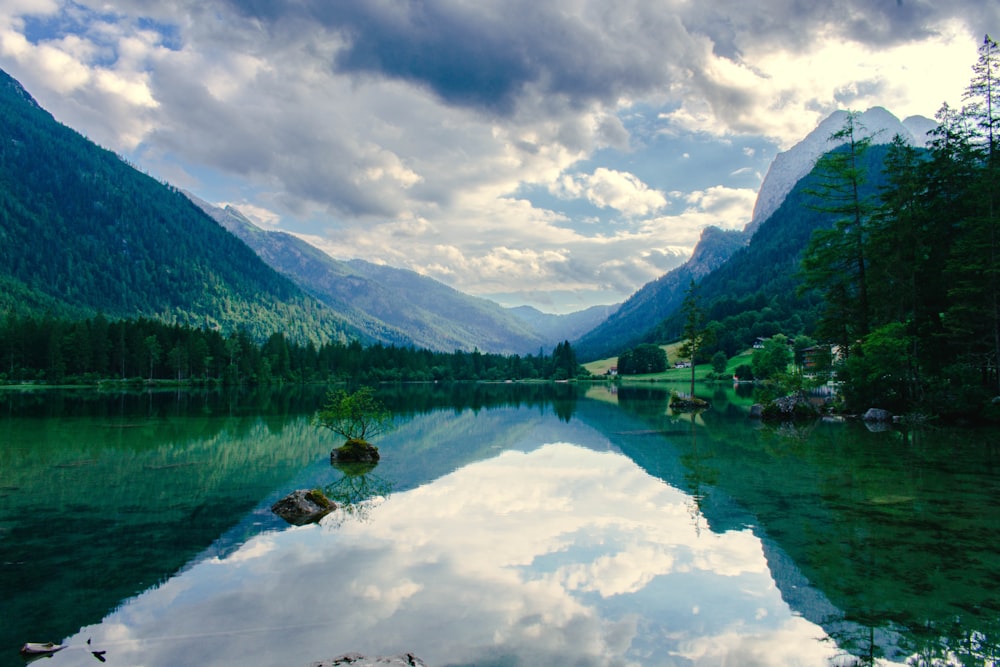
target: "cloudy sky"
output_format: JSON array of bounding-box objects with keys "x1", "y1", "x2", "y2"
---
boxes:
[{"x1": 1, "y1": 1, "x2": 997, "y2": 313}]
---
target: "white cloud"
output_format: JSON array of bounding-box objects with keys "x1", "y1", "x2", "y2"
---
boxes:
[
  {"x1": 0, "y1": 1, "x2": 995, "y2": 311},
  {"x1": 551, "y1": 168, "x2": 668, "y2": 217}
]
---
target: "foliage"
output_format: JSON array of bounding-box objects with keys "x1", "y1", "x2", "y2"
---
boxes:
[
  {"x1": 711, "y1": 351, "x2": 728, "y2": 375},
  {"x1": 837, "y1": 322, "x2": 919, "y2": 413},
  {"x1": 751, "y1": 335, "x2": 792, "y2": 381},
  {"x1": 790, "y1": 36, "x2": 1000, "y2": 416},
  {"x1": 0, "y1": 69, "x2": 362, "y2": 346},
  {"x1": 315, "y1": 387, "x2": 394, "y2": 443},
  {"x1": 0, "y1": 312, "x2": 588, "y2": 386},
  {"x1": 677, "y1": 281, "x2": 714, "y2": 397},
  {"x1": 617, "y1": 344, "x2": 668, "y2": 375},
  {"x1": 573, "y1": 227, "x2": 747, "y2": 361},
  {"x1": 800, "y1": 111, "x2": 877, "y2": 350},
  {"x1": 642, "y1": 145, "x2": 894, "y2": 359}
]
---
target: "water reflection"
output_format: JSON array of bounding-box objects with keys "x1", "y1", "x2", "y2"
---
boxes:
[
  {"x1": 585, "y1": 385, "x2": 1000, "y2": 666},
  {"x1": 48, "y1": 443, "x2": 839, "y2": 667},
  {"x1": 4, "y1": 385, "x2": 1000, "y2": 667}
]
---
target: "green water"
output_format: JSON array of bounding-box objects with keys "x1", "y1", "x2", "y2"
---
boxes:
[{"x1": 0, "y1": 383, "x2": 998, "y2": 666}]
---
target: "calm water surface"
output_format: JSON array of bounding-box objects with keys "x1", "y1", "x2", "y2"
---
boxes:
[{"x1": 1, "y1": 384, "x2": 998, "y2": 666}]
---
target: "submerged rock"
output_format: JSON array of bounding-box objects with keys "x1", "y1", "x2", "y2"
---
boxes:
[
  {"x1": 271, "y1": 489, "x2": 336, "y2": 526},
  {"x1": 309, "y1": 653, "x2": 427, "y2": 667}
]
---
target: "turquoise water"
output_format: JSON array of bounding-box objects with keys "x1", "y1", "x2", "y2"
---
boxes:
[{"x1": 1, "y1": 384, "x2": 998, "y2": 666}]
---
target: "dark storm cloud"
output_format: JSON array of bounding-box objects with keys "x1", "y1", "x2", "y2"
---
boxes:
[
  {"x1": 218, "y1": 0, "x2": 1000, "y2": 118},
  {"x1": 222, "y1": 0, "x2": 686, "y2": 114}
]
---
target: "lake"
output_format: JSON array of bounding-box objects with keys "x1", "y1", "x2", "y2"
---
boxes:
[{"x1": 1, "y1": 383, "x2": 999, "y2": 666}]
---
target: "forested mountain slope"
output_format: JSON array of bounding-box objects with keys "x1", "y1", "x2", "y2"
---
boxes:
[
  {"x1": 192, "y1": 198, "x2": 553, "y2": 354},
  {"x1": 0, "y1": 68, "x2": 362, "y2": 344},
  {"x1": 644, "y1": 143, "x2": 895, "y2": 354},
  {"x1": 573, "y1": 226, "x2": 748, "y2": 361},
  {"x1": 574, "y1": 107, "x2": 931, "y2": 362}
]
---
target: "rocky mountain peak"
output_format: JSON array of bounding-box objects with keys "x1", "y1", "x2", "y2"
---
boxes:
[{"x1": 747, "y1": 107, "x2": 935, "y2": 235}]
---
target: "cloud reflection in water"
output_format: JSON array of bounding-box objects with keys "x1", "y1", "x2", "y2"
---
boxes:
[{"x1": 61, "y1": 443, "x2": 843, "y2": 666}]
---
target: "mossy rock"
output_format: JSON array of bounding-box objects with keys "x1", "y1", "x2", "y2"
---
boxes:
[
  {"x1": 761, "y1": 393, "x2": 819, "y2": 422},
  {"x1": 670, "y1": 396, "x2": 710, "y2": 412},
  {"x1": 331, "y1": 438, "x2": 381, "y2": 464},
  {"x1": 271, "y1": 488, "x2": 336, "y2": 525}
]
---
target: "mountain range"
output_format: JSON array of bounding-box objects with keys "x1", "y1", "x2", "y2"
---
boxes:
[
  {"x1": 189, "y1": 195, "x2": 613, "y2": 354},
  {"x1": 0, "y1": 64, "x2": 937, "y2": 361},
  {"x1": 0, "y1": 67, "x2": 609, "y2": 354}
]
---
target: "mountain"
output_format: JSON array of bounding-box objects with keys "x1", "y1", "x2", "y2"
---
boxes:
[
  {"x1": 573, "y1": 226, "x2": 749, "y2": 361},
  {"x1": 506, "y1": 303, "x2": 620, "y2": 344},
  {"x1": 191, "y1": 197, "x2": 553, "y2": 355},
  {"x1": 747, "y1": 107, "x2": 934, "y2": 234},
  {"x1": 574, "y1": 107, "x2": 937, "y2": 361},
  {"x1": 0, "y1": 68, "x2": 361, "y2": 344},
  {"x1": 643, "y1": 141, "x2": 897, "y2": 354}
]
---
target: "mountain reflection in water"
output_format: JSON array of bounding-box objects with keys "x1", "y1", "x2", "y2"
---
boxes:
[
  {"x1": 49, "y1": 443, "x2": 839, "y2": 667},
  {"x1": 2, "y1": 384, "x2": 999, "y2": 667}
]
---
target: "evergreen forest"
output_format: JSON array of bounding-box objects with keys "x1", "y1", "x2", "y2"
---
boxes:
[{"x1": 0, "y1": 312, "x2": 584, "y2": 385}]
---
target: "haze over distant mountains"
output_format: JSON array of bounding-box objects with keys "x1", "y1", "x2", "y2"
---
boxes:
[{"x1": 189, "y1": 195, "x2": 613, "y2": 354}]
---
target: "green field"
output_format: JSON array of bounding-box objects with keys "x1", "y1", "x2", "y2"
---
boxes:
[{"x1": 585, "y1": 346, "x2": 754, "y2": 383}]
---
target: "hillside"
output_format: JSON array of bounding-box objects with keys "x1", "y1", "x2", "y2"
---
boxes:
[
  {"x1": 191, "y1": 197, "x2": 553, "y2": 355},
  {"x1": 0, "y1": 68, "x2": 362, "y2": 344},
  {"x1": 574, "y1": 107, "x2": 936, "y2": 362},
  {"x1": 573, "y1": 226, "x2": 748, "y2": 361},
  {"x1": 645, "y1": 142, "x2": 896, "y2": 353}
]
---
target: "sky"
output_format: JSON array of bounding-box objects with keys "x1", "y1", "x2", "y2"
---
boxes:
[{"x1": 0, "y1": 1, "x2": 998, "y2": 313}]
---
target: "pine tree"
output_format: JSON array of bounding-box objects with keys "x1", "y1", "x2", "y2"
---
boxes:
[
  {"x1": 677, "y1": 281, "x2": 712, "y2": 397},
  {"x1": 800, "y1": 111, "x2": 876, "y2": 354},
  {"x1": 944, "y1": 37, "x2": 1000, "y2": 391}
]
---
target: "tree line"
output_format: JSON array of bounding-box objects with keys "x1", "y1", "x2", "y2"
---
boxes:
[
  {"x1": 0, "y1": 311, "x2": 586, "y2": 385},
  {"x1": 794, "y1": 35, "x2": 1000, "y2": 418}
]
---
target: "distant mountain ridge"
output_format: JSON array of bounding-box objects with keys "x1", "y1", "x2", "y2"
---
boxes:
[
  {"x1": 573, "y1": 225, "x2": 749, "y2": 360},
  {"x1": 0, "y1": 66, "x2": 607, "y2": 355},
  {"x1": 191, "y1": 196, "x2": 597, "y2": 354}
]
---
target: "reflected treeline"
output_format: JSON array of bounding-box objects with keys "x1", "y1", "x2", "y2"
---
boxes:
[
  {"x1": 0, "y1": 383, "x2": 584, "y2": 658},
  {"x1": 375, "y1": 382, "x2": 581, "y2": 422},
  {"x1": 322, "y1": 461, "x2": 395, "y2": 527},
  {"x1": 0, "y1": 396, "x2": 328, "y2": 659},
  {"x1": 584, "y1": 384, "x2": 1000, "y2": 666},
  {"x1": 0, "y1": 384, "x2": 330, "y2": 421},
  {"x1": 1, "y1": 381, "x2": 586, "y2": 424}
]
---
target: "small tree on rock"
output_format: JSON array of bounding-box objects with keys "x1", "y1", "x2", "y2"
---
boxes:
[{"x1": 315, "y1": 387, "x2": 394, "y2": 462}]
